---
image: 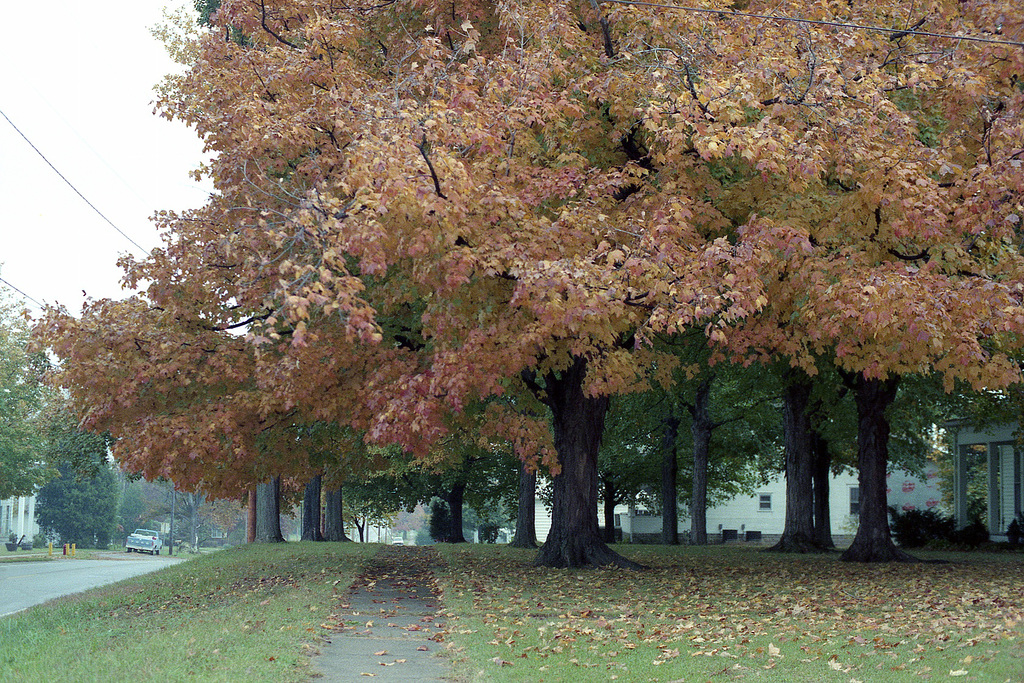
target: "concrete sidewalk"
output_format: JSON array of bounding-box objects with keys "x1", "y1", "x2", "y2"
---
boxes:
[{"x1": 311, "y1": 545, "x2": 450, "y2": 682}]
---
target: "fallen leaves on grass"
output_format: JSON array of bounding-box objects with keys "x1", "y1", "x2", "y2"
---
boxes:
[{"x1": 435, "y1": 546, "x2": 1024, "y2": 679}]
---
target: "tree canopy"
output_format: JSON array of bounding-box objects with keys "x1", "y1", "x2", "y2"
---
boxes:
[{"x1": 35, "y1": 0, "x2": 1024, "y2": 565}]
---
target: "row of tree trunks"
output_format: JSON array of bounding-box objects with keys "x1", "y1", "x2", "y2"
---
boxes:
[
  {"x1": 248, "y1": 373, "x2": 913, "y2": 565},
  {"x1": 246, "y1": 475, "x2": 349, "y2": 543}
]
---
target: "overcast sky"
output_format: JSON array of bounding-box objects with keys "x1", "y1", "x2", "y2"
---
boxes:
[{"x1": 0, "y1": 1, "x2": 211, "y2": 317}]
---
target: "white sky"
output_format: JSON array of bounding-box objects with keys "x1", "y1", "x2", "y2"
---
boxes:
[{"x1": 0, "y1": 1, "x2": 211, "y2": 317}]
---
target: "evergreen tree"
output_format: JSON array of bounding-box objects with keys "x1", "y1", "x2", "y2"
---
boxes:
[{"x1": 37, "y1": 461, "x2": 119, "y2": 548}]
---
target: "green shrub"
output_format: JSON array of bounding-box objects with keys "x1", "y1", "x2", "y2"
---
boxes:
[
  {"x1": 954, "y1": 520, "x2": 989, "y2": 548},
  {"x1": 478, "y1": 523, "x2": 499, "y2": 543},
  {"x1": 1007, "y1": 517, "x2": 1022, "y2": 546},
  {"x1": 889, "y1": 506, "x2": 955, "y2": 548},
  {"x1": 429, "y1": 499, "x2": 451, "y2": 542}
]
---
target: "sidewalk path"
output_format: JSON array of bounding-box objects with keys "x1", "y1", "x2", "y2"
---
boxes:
[{"x1": 311, "y1": 545, "x2": 450, "y2": 682}]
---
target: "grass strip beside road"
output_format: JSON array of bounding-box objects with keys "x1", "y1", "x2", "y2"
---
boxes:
[
  {"x1": 3, "y1": 542, "x2": 1021, "y2": 682},
  {"x1": 433, "y1": 544, "x2": 1024, "y2": 683},
  {"x1": 0, "y1": 542, "x2": 375, "y2": 682}
]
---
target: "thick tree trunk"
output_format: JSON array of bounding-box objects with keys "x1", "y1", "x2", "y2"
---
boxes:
[
  {"x1": 689, "y1": 377, "x2": 713, "y2": 546},
  {"x1": 841, "y1": 376, "x2": 917, "y2": 562},
  {"x1": 769, "y1": 374, "x2": 822, "y2": 552},
  {"x1": 254, "y1": 477, "x2": 284, "y2": 543},
  {"x1": 444, "y1": 482, "x2": 467, "y2": 543},
  {"x1": 246, "y1": 487, "x2": 257, "y2": 543},
  {"x1": 602, "y1": 479, "x2": 617, "y2": 543},
  {"x1": 811, "y1": 427, "x2": 836, "y2": 549},
  {"x1": 510, "y1": 465, "x2": 538, "y2": 548},
  {"x1": 535, "y1": 357, "x2": 644, "y2": 569},
  {"x1": 301, "y1": 475, "x2": 324, "y2": 542},
  {"x1": 661, "y1": 409, "x2": 680, "y2": 545},
  {"x1": 323, "y1": 486, "x2": 350, "y2": 542}
]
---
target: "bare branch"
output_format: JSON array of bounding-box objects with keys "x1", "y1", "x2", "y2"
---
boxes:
[{"x1": 417, "y1": 135, "x2": 448, "y2": 199}]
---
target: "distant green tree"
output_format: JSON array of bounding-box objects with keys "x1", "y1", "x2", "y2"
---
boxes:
[
  {"x1": 194, "y1": 0, "x2": 220, "y2": 26},
  {"x1": 117, "y1": 479, "x2": 148, "y2": 538},
  {"x1": 36, "y1": 461, "x2": 119, "y2": 548},
  {"x1": 0, "y1": 292, "x2": 48, "y2": 499},
  {"x1": 428, "y1": 498, "x2": 452, "y2": 543}
]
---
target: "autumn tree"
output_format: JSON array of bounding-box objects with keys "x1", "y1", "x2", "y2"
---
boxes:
[
  {"x1": 620, "y1": 0, "x2": 1024, "y2": 561},
  {"x1": 37, "y1": 0, "x2": 1024, "y2": 569}
]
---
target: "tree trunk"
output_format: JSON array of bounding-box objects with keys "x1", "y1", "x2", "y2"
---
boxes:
[
  {"x1": 602, "y1": 478, "x2": 617, "y2": 543},
  {"x1": 444, "y1": 482, "x2": 467, "y2": 543},
  {"x1": 246, "y1": 487, "x2": 257, "y2": 543},
  {"x1": 661, "y1": 408, "x2": 680, "y2": 545},
  {"x1": 811, "y1": 426, "x2": 835, "y2": 549},
  {"x1": 535, "y1": 357, "x2": 644, "y2": 569},
  {"x1": 841, "y1": 376, "x2": 917, "y2": 562},
  {"x1": 253, "y1": 477, "x2": 284, "y2": 543},
  {"x1": 510, "y1": 465, "x2": 538, "y2": 548},
  {"x1": 769, "y1": 373, "x2": 822, "y2": 552},
  {"x1": 323, "y1": 486, "x2": 350, "y2": 541},
  {"x1": 355, "y1": 517, "x2": 365, "y2": 542},
  {"x1": 302, "y1": 475, "x2": 324, "y2": 542},
  {"x1": 689, "y1": 377, "x2": 713, "y2": 546}
]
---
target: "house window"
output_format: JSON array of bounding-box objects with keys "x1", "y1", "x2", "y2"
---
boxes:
[
  {"x1": 758, "y1": 494, "x2": 772, "y2": 511},
  {"x1": 850, "y1": 487, "x2": 860, "y2": 516}
]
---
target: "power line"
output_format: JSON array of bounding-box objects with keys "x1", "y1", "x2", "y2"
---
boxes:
[
  {"x1": 599, "y1": 0, "x2": 1024, "y2": 48},
  {"x1": 0, "y1": 106, "x2": 152, "y2": 257},
  {"x1": 0, "y1": 276, "x2": 44, "y2": 310}
]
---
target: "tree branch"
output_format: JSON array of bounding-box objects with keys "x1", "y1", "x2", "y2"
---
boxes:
[
  {"x1": 417, "y1": 136, "x2": 447, "y2": 199},
  {"x1": 588, "y1": 0, "x2": 615, "y2": 58},
  {"x1": 260, "y1": 0, "x2": 299, "y2": 49}
]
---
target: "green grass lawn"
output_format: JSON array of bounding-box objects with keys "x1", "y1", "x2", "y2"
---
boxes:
[
  {"x1": 432, "y1": 544, "x2": 1024, "y2": 683},
  {"x1": 2, "y1": 542, "x2": 1020, "y2": 682},
  {"x1": 0, "y1": 542, "x2": 375, "y2": 682}
]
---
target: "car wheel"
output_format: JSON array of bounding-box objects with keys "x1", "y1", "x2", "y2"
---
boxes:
[{"x1": 154, "y1": 549, "x2": 159, "y2": 555}]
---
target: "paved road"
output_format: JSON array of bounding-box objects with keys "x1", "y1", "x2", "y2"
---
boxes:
[{"x1": 0, "y1": 553, "x2": 184, "y2": 617}]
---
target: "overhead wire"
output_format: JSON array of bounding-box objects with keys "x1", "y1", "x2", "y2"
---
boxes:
[
  {"x1": 598, "y1": 0, "x2": 1024, "y2": 48},
  {"x1": 0, "y1": 106, "x2": 152, "y2": 257},
  {"x1": 0, "y1": 276, "x2": 44, "y2": 310}
]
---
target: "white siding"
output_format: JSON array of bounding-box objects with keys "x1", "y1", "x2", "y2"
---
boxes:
[{"x1": 1, "y1": 495, "x2": 40, "y2": 542}]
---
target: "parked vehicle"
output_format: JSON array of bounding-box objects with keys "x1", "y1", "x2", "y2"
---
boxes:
[{"x1": 125, "y1": 529, "x2": 163, "y2": 555}]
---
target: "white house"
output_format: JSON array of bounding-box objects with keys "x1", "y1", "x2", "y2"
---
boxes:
[
  {"x1": 530, "y1": 464, "x2": 940, "y2": 545},
  {"x1": 1, "y1": 494, "x2": 39, "y2": 544},
  {"x1": 947, "y1": 422, "x2": 1022, "y2": 541}
]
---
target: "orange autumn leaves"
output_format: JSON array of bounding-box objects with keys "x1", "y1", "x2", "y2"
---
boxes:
[{"x1": 34, "y1": 0, "x2": 1024, "y2": 489}]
